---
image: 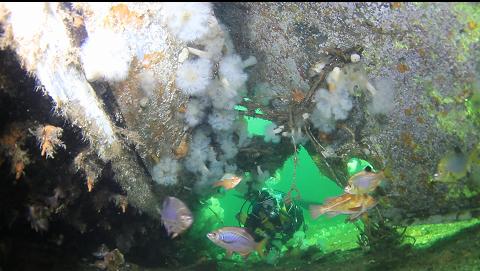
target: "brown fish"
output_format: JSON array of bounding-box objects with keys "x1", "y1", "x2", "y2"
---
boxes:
[
  {"x1": 309, "y1": 193, "x2": 376, "y2": 221},
  {"x1": 160, "y1": 196, "x2": 193, "y2": 238},
  {"x1": 207, "y1": 227, "x2": 267, "y2": 259},
  {"x1": 212, "y1": 173, "x2": 242, "y2": 190}
]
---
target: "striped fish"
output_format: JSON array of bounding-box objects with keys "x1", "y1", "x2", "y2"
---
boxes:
[{"x1": 207, "y1": 226, "x2": 267, "y2": 259}]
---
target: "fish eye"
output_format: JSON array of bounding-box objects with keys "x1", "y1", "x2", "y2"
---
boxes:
[{"x1": 364, "y1": 166, "x2": 372, "y2": 172}]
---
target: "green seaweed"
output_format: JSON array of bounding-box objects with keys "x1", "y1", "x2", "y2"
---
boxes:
[{"x1": 453, "y1": 3, "x2": 480, "y2": 62}]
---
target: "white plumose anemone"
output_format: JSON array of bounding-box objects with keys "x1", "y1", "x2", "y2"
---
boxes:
[
  {"x1": 176, "y1": 58, "x2": 213, "y2": 96},
  {"x1": 161, "y1": 3, "x2": 213, "y2": 42},
  {"x1": 219, "y1": 54, "x2": 248, "y2": 91},
  {"x1": 152, "y1": 156, "x2": 180, "y2": 186},
  {"x1": 80, "y1": 29, "x2": 133, "y2": 82},
  {"x1": 185, "y1": 98, "x2": 208, "y2": 127}
]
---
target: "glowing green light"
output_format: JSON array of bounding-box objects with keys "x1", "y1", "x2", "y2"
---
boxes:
[
  {"x1": 243, "y1": 116, "x2": 272, "y2": 136},
  {"x1": 234, "y1": 105, "x2": 248, "y2": 111},
  {"x1": 255, "y1": 108, "x2": 264, "y2": 115},
  {"x1": 347, "y1": 157, "x2": 374, "y2": 176}
]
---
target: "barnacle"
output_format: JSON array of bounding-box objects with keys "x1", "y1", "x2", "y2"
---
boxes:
[
  {"x1": 111, "y1": 195, "x2": 128, "y2": 214},
  {"x1": 87, "y1": 176, "x2": 95, "y2": 192},
  {"x1": 174, "y1": 135, "x2": 189, "y2": 159},
  {"x1": 291, "y1": 88, "x2": 305, "y2": 103},
  {"x1": 0, "y1": 123, "x2": 30, "y2": 180},
  {"x1": 28, "y1": 204, "x2": 50, "y2": 232},
  {"x1": 35, "y1": 125, "x2": 65, "y2": 159},
  {"x1": 13, "y1": 148, "x2": 29, "y2": 180}
]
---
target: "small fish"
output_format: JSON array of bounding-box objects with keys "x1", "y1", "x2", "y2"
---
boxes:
[
  {"x1": 435, "y1": 148, "x2": 470, "y2": 182},
  {"x1": 309, "y1": 194, "x2": 376, "y2": 221},
  {"x1": 212, "y1": 173, "x2": 243, "y2": 190},
  {"x1": 207, "y1": 227, "x2": 267, "y2": 259},
  {"x1": 160, "y1": 196, "x2": 193, "y2": 239},
  {"x1": 344, "y1": 169, "x2": 385, "y2": 194}
]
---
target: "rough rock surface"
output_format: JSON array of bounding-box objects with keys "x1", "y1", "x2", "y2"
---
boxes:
[{"x1": 215, "y1": 2, "x2": 480, "y2": 222}]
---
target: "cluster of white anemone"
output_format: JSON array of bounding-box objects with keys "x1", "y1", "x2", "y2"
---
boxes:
[{"x1": 161, "y1": 3, "x2": 256, "y2": 191}]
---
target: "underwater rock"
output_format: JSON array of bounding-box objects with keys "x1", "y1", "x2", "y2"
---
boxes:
[{"x1": 215, "y1": 2, "x2": 480, "y2": 223}]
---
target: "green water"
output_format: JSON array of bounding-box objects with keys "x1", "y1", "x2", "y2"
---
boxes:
[
  {"x1": 219, "y1": 116, "x2": 346, "y2": 225},
  {"x1": 193, "y1": 116, "x2": 480, "y2": 265},
  {"x1": 196, "y1": 117, "x2": 361, "y2": 257}
]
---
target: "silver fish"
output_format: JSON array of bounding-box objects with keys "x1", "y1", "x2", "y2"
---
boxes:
[
  {"x1": 207, "y1": 226, "x2": 266, "y2": 259},
  {"x1": 160, "y1": 196, "x2": 193, "y2": 239},
  {"x1": 344, "y1": 170, "x2": 385, "y2": 195}
]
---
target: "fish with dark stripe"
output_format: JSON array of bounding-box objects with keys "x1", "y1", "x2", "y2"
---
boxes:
[{"x1": 207, "y1": 226, "x2": 267, "y2": 259}]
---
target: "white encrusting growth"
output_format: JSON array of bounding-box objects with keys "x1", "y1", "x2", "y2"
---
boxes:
[
  {"x1": 3, "y1": 2, "x2": 117, "y2": 146},
  {"x1": 152, "y1": 156, "x2": 181, "y2": 186},
  {"x1": 219, "y1": 55, "x2": 249, "y2": 91},
  {"x1": 80, "y1": 29, "x2": 133, "y2": 82},
  {"x1": 264, "y1": 123, "x2": 283, "y2": 143},
  {"x1": 310, "y1": 87, "x2": 352, "y2": 133},
  {"x1": 368, "y1": 78, "x2": 396, "y2": 114},
  {"x1": 208, "y1": 109, "x2": 237, "y2": 131},
  {"x1": 138, "y1": 71, "x2": 158, "y2": 96},
  {"x1": 185, "y1": 98, "x2": 208, "y2": 127},
  {"x1": 166, "y1": 5, "x2": 258, "y2": 193},
  {"x1": 208, "y1": 80, "x2": 240, "y2": 110},
  {"x1": 309, "y1": 64, "x2": 380, "y2": 133},
  {"x1": 314, "y1": 88, "x2": 353, "y2": 121}
]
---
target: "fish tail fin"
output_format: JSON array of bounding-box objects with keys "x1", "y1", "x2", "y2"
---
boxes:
[
  {"x1": 255, "y1": 238, "x2": 268, "y2": 258},
  {"x1": 309, "y1": 205, "x2": 326, "y2": 219}
]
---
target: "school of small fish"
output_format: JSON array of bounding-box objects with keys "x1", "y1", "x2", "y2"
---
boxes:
[
  {"x1": 160, "y1": 168, "x2": 383, "y2": 259},
  {"x1": 159, "y1": 174, "x2": 243, "y2": 240},
  {"x1": 159, "y1": 174, "x2": 268, "y2": 259},
  {"x1": 309, "y1": 167, "x2": 385, "y2": 221}
]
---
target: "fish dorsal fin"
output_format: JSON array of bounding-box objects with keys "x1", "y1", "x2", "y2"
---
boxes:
[
  {"x1": 324, "y1": 194, "x2": 351, "y2": 207},
  {"x1": 220, "y1": 227, "x2": 253, "y2": 244},
  {"x1": 323, "y1": 196, "x2": 338, "y2": 203},
  {"x1": 222, "y1": 173, "x2": 235, "y2": 180}
]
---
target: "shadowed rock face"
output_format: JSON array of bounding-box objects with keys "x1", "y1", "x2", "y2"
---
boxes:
[{"x1": 214, "y1": 2, "x2": 480, "y2": 222}]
